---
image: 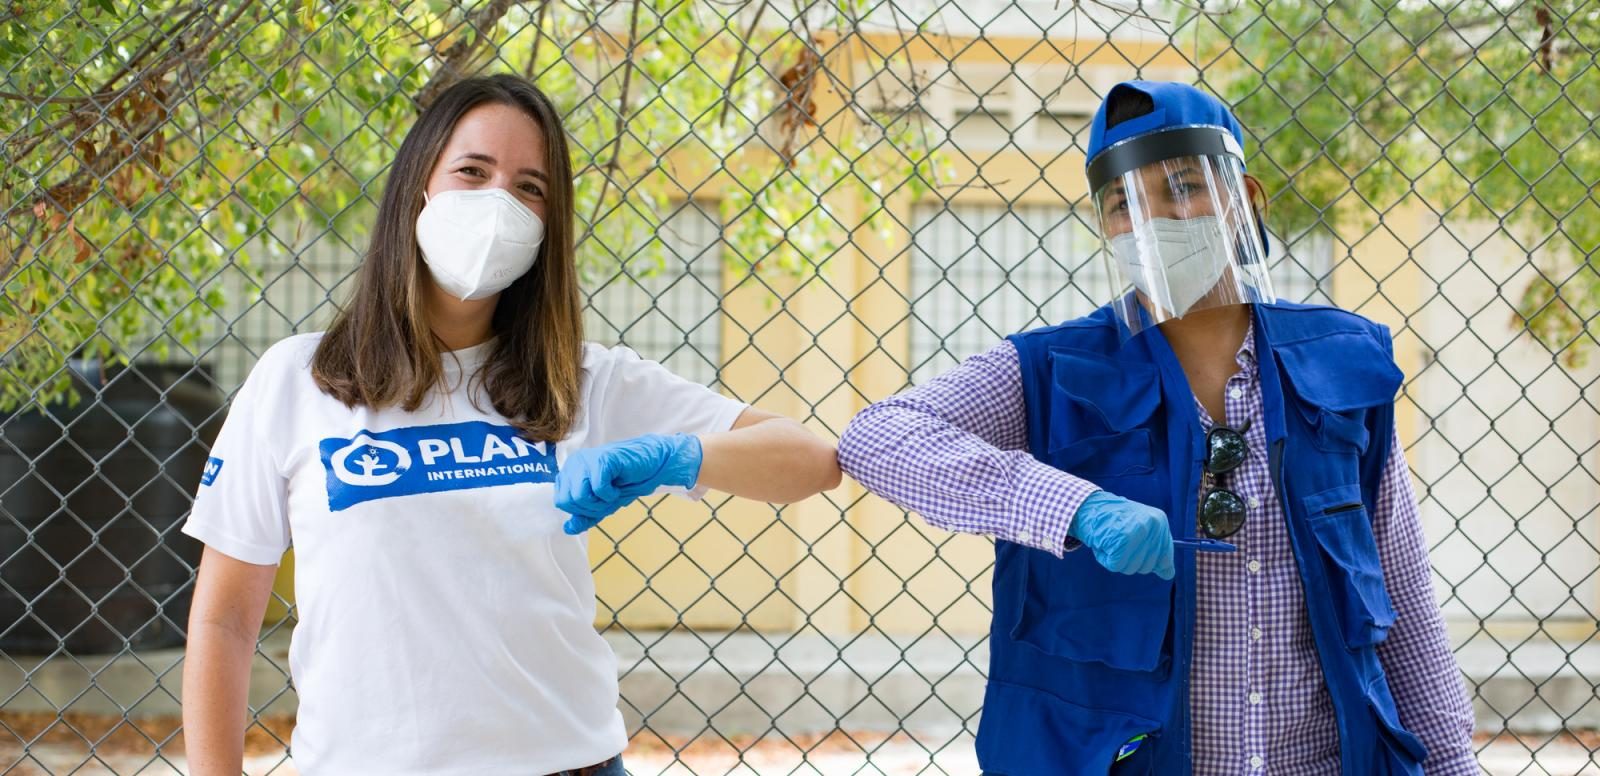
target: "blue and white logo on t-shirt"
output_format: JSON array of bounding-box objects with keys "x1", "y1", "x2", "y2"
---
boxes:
[
  {"x1": 318, "y1": 421, "x2": 558, "y2": 511},
  {"x1": 200, "y1": 457, "x2": 223, "y2": 487}
]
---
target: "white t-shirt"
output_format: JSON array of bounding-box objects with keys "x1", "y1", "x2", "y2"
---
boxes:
[{"x1": 183, "y1": 334, "x2": 746, "y2": 775}]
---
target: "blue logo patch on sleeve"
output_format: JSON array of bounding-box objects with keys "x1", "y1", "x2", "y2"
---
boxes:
[
  {"x1": 318, "y1": 421, "x2": 558, "y2": 511},
  {"x1": 201, "y1": 457, "x2": 223, "y2": 486}
]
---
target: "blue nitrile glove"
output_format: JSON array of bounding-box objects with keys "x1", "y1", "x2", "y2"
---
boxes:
[
  {"x1": 558, "y1": 433, "x2": 703, "y2": 535},
  {"x1": 1067, "y1": 491, "x2": 1175, "y2": 580}
]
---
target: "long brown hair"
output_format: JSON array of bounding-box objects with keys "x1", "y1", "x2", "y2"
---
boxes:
[{"x1": 311, "y1": 75, "x2": 583, "y2": 442}]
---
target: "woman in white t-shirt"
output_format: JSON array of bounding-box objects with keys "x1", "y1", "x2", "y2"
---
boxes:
[{"x1": 179, "y1": 74, "x2": 841, "y2": 776}]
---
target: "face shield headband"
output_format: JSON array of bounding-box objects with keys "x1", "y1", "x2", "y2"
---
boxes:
[{"x1": 1088, "y1": 125, "x2": 1245, "y2": 194}]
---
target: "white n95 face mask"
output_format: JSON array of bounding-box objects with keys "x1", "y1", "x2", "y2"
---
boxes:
[
  {"x1": 415, "y1": 187, "x2": 545, "y2": 301},
  {"x1": 1109, "y1": 215, "x2": 1233, "y2": 318}
]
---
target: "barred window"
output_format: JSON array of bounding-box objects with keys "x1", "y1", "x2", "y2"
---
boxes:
[
  {"x1": 908, "y1": 203, "x2": 1102, "y2": 383},
  {"x1": 220, "y1": 226, "x2": 360, "y2": 390},
  {"x1": 584, "y1": 202, "x2": 725, "y2": 388}
]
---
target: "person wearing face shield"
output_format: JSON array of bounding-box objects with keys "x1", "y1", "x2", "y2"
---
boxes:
[
  {"x1": 178, "y1": 75, "x2": 840, "y2": 775},
  {"x1": 838, "y1": 81, "x2": 1477, "y2": 775}
]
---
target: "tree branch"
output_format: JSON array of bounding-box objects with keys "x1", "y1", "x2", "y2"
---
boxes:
[
  {"x1": 524, "y1": 0, "x2": 550, "y2": 79},
  {"x1": 718, "y1": 0, "x2": 770, "y2": 127},
  {"x1": 1536, "y1": 3, "x2": 1555, "y2": 74},
  {"x1": 415, "y1": 0, "x2": 524, "y2": 110},
  {"x1": 0, "y1": 89, "x2": 118, "y2": 105},
  {"x1": 587, "y1": 0, "x2": 645, "y2": 231},
  {"x1": 97, "y1": 1, "x2": 210, "y2": 94},
  {"x1": 0, "y1": 204, "x2": 40, "y2": 285}
]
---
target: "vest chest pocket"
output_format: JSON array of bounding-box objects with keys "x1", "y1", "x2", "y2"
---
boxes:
[
  {"x1": 1276, "y1": 330, "x2": 1400, "y2": 455},
  {"x1": 1046, "y1": 349, "x2": 1161, "y2": 479},
  {"x1": 1303, "y1": 484, "x2": 1397, "y2": 648}
]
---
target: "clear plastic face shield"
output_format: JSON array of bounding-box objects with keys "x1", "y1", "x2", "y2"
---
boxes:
[{"x1": 1088, "y1": 126, "x2": 1275, "y2": 335}]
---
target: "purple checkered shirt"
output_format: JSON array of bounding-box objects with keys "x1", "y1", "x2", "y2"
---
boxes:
[{"x1": 838, "y1": 330, "x2": 1479, "y2": 775}]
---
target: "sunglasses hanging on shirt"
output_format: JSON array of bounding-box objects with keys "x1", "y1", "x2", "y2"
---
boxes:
[
  {"x1": 1198, "y1": 420, "x2": 1250, "y2": 539},
  {"x1": 1172, "y1": 420, "x2": 1251, "y2": 554}
]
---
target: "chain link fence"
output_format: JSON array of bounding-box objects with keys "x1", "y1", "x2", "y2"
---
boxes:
[{"x1": 2, "y1": 0, "x2": 1598, "y2": 773}]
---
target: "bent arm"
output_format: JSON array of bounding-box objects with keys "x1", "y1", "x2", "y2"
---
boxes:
[
  {"x1": 695, "y1": 407, "x2": 842, "y2": 503},
  {"x1": 837, "y1": 340, "x2": 1097, "y2": 557},
  {"x1": 182, "y1": 546, "x2": 279, "y2": 776}
]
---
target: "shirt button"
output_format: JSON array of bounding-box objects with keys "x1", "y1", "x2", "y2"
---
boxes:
[
  {"x1": 1248, "y1": 560, "x2": 1262, "y2": 574},
  {"x1": 1250, "y1": 755, "x2": 1264, "y2": 769},
  {"x1": 1250, "y1": 627, "x2": 1263, "y2": 641},
  {"x1": 1229, "y1": 387, "x2": 1244, "y2": 399},
  {"x1": 1248, "y1": 496, "x2": 1261, "y2": 509},
  {"x1": 1017, "y1": 530, "x2": 1032, "y2": 543},
  {"x1": 1249, "y1": 691, "x2": 1263, "y2": 705}
]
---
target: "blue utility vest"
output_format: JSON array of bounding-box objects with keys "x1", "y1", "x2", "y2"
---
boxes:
[{"x1": 979, "y1": 302, "x2": 1429, "y2": 775}]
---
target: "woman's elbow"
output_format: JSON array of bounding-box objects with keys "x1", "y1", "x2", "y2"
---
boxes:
[
  {"x1": 759, "y1": 423, "x2": 839, "y2": 503},
  {"x1": 787, "y1": 432, "x2": 841, "y2": 501},
  {"x1": 816, "y1": 441, "x2": 843, "y2": 493}
]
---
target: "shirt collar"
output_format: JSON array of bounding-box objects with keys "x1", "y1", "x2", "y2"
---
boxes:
[{"x1": 1236, "y1": 320, "x2": 1258, "y2": 370}]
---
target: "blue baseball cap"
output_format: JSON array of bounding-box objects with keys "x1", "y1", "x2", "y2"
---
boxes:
[{"x1": 1086, "y1": 81, "x2": 1246, "y2": 167}]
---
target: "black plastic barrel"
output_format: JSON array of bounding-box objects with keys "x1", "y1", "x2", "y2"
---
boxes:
[{"x1": 0, "y1": 359, "x2": 222, "y2": 654}]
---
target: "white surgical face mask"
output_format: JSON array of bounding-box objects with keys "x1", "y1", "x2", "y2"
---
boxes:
[
  {"x1": 415, "y1": 187, "x2": 545, "y2": 301},
  {"x1": 1109, "y1": 215, "x2": 1233, "y2": 317}
]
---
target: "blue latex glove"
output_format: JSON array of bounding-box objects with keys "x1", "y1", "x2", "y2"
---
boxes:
[
  {"x1": 557, "y1": 433, "x2": 703, "y2": 535},
  {"x1": 1068, "y1": 491, "x2": 1175, "y2": 579}
]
